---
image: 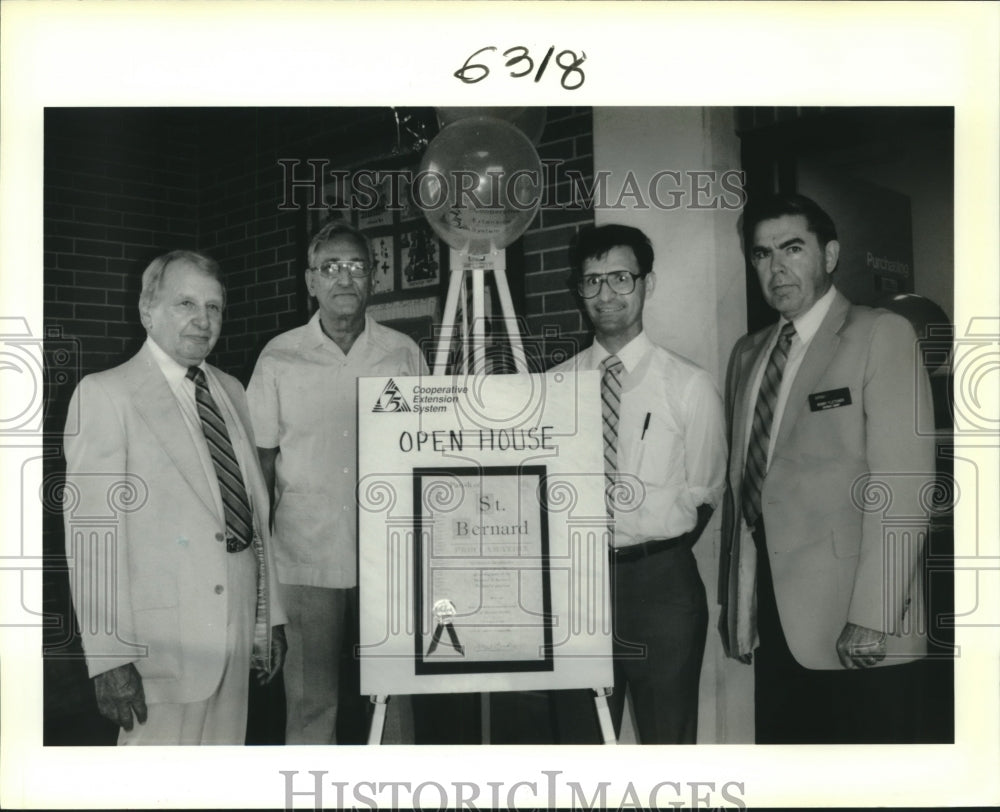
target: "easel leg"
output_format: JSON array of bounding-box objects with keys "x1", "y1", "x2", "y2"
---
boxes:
[
  {"x1": 492, "y1": 261, "x2": 528, "y2": 373},
  {"x1": 471, "y1": 266, "x2": 486, "y2": 373},
  {"x1": 368, "y1": 695, "x2": 389, "y2": 745},
  {"x1": 593, "y1": 687, "x2": 617, "y2": 745},
  {"x1": 433, "y1": 256, "x2": 466, "y2": 374},
  {"x1": 434, "y1": 249, "x2": 528, "y2": 376}
]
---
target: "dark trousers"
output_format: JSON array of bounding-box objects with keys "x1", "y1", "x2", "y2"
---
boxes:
[
  {"x1": 752, "y1": 520, "x2": 927, "y2": 744},
  {"x1": 551, "y1": 542, "x2": 708, "y2": 744}
]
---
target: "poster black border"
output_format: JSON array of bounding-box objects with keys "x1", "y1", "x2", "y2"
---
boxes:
[{"x1": 412, "y1": 464, "x2": 554, "y2": 677}]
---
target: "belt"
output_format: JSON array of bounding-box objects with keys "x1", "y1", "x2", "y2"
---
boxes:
[{"x1": 611, "y1": 535, "x2": 688, "y2": 563}]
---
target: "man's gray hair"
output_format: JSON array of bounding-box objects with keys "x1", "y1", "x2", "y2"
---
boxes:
[
  {"x1": 307, "y1": 219, "x2": 373, "y2": 268},
  {"x1": 139, "y1": 250, "x2": 225, "y2": 310}
]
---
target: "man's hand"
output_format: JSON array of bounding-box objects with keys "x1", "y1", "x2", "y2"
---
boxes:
[
  {"x1": 94, "y1": 663, "x2": 147, "y2": 731},
  {"x1": 836, "y1": 622, "x2": 887, "y2": 669},
  {"x1": 255, "y1": 624, "x2": 287, "y2": 686}
]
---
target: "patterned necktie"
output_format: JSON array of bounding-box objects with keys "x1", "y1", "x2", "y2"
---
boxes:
[
  {"x1": 187, "y1": 366, "x2": 253, "y2": 553},
  {"x1": 600, "y1": 354, "x2": 624, "y2": 519},
  {"x1": 741, "y1": 322, "x2": 796, "y2": 527}
]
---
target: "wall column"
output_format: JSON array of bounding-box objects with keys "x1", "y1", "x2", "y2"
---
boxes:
[{"x1": 592, "y1": 106, "x2": 753, "y2": 743}]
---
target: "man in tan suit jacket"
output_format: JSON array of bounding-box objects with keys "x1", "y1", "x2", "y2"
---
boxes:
[
  {"x1": 63, "y1": 250, "x2": 286, "y2": 745},
  {"x1": 718, "y1": 194, "x2": 936, "y2": 743}
]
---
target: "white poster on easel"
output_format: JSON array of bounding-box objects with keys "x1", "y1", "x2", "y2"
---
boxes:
[{"x1": 357, "y1": 372, "x2": 613, "y2": 696}]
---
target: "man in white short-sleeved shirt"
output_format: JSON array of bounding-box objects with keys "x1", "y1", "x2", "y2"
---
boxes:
[
  {"x1": 550, "y1": 224, "x2": 726, "y2": 744},
  {"x1": 247, "y1": 221, "x2": 426, "y2": 744}
]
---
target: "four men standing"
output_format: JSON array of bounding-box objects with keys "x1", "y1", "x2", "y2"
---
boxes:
[{"x1": 64, "y1": 194, "x2": 936, "y2": 745}]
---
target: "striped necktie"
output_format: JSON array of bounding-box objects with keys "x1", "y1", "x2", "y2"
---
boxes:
[
  {"x1": 741, "y1": 322, "x2": 796, "y2": 527},
  {"x1": 600, "y1": 354, "x2": 624, "y2": 518},
  {"x1": 187, "y1": 367, "x2": 253, "y2": 553}
]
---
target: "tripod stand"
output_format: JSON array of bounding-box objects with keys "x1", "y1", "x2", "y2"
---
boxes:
[{"x1": 432, "y1": 248, "x2": 529, "y2": 375}]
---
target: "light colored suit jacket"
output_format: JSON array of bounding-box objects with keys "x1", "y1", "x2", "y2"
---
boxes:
[
  {"x1": 719, "y1": 290, "x2": 936, "y2": 669},
  {"x1": 63, "y1": 344, "x2": 285, "y2": 704}
]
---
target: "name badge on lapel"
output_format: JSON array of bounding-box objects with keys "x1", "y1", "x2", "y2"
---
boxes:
[{"x1": 808, "y1": 387, "x2": 852, "y2": 412}]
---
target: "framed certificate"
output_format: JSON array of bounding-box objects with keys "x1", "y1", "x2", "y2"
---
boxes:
[{"x1": 413, "y1": 465, "x2": 553, "y2": 675}]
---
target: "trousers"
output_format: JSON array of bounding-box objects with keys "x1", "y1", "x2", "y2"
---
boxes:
[
  {"x1": 119, "y1": 545, "x2": 257, "y2": 745},
  {"x1": 551, "y1": 542, "x2": 708, "y2": 744},
  {"x1": 752, "y1": 520, "x2": 927, "y2": 744},
  {"x1": 280, "y1": 584, "x2": 367, "y2": 744}
]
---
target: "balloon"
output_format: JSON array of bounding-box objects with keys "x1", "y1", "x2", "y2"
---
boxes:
[
  {"x1": 417, "y1": 116, "x2": 543, "y2": 255},
  {"x1": 437, "y1": 106, "x2": 521, "y2": 126},
  {"x1": 436, "y1": 107, "x2": 547, "y2": 145}
]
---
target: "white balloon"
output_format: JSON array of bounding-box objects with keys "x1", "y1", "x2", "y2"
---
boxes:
[
  {"x1": 418, "y1": 117, "x2": 543, "y2": 255},
  {"x1": 436, "y1": 107, "x2": 547, "y2": 145}
]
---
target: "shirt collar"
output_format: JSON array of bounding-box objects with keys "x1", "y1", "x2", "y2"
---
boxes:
[
  {"x1": 781, "y1": 283, "x2": 837, "y2": 345},
  {"x1": 591, "y1": 331, "x2": 652, "y2": 374},
  {"x1": 308, "y1": 311, "x2": 373, "y2": 352},
  {"x1": 145, "y1": 336, "x2": 201, "y2": 386}
]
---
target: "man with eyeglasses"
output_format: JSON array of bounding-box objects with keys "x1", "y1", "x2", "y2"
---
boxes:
[
  {"x1": 549, "y1": 224, "x2": 726, "y2": 743},
  {"x1": 247, "y1": 220, "x2": 427, "y2": 744}
]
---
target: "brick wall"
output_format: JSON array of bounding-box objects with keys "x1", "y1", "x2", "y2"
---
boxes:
[
  {"x1": 194, "y1": 106, "x2": 595, "y2": 379},
  {"x1": 43, "y1": 109, "x2": 202, "y2": 740},
  {"x1": 522, "y1": 106, "x2": 594, "y2": 366},
  {"x1": 196, "y1": 109, "x2": 303, "y2": 380},
  {"x1": 197, "y1": 108, "x2": 397, "y2": 380},
  {"x1": 43, "y1": 105, "x2": 595, "y2": 413},
  {"x1": 42, "y1": 106, "x2": 594, "y2": 742},
  {"x1": 44, "y1": 109, "x2": 201, "y2": 382}
]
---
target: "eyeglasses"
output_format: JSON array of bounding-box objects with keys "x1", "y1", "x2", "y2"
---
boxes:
[
  {"x1": 310, "y1": 260, "x2": 370, "y2": 279},
  {"x1": 576, "y1": 271, "x2": 643, "y2": 299}
]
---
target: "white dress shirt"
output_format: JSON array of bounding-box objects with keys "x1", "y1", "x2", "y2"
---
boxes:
[
  {"x1": 145, "y1": 337, "x2": 257, "y2": 526},
  {"x1": 741, "y1": 284, "x2": 838, "y2": 469},
  {"x1": 554, "y1": 332, "x2": 727, "y2": 547}
]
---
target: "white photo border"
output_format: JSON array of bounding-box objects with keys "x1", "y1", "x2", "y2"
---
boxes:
[{"x1": 1, "y1": 1, "x2": 997, "y2": 809}]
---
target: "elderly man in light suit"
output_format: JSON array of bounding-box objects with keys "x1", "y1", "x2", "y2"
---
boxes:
[
  {"x1": 64, "y1": 250, "x2": 286, "y2": 745},
  {"x1": 718, "y1": 194, "x2": 935, "y2": 743}
]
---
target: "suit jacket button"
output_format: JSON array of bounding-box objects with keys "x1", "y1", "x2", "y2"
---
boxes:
[
  {"x1": 214, "y1": 585, "x2": 224, "y2": 594},
  {"x1": 215, "y1": 532, "x2": 225, "y2": 542}
]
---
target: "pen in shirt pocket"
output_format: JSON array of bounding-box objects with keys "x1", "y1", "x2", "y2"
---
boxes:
[{"x1": 641, "y1": 411, "x2": 651, "y2": 440}]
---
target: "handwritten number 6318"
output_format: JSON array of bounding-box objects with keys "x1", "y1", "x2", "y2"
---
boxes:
[{"x1": 454, "y1": 46, "x2": 586, "y2": 90}]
